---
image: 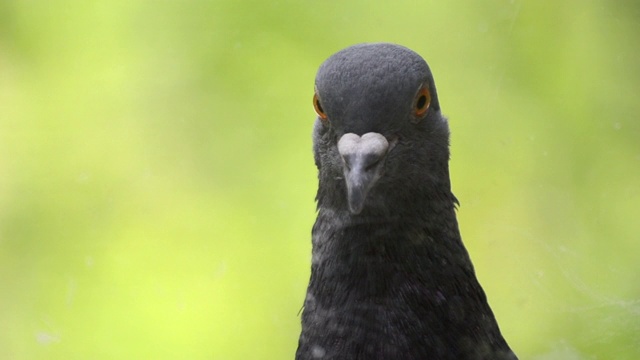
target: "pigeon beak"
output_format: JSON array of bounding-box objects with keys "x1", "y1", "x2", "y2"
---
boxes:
[{"x1": 337, "y1": 133, "x2": 390, "y2": 214}]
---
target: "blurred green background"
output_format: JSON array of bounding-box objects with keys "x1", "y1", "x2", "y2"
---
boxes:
[{"x1": 1, "y1": 0, "x2": 639, "y2": 359}]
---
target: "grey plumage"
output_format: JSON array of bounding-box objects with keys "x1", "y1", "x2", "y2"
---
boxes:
[{"x1": 297, "y1": 43, "x2": 517, "y2": 360}]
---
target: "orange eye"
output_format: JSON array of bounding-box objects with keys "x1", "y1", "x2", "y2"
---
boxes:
[
  {"x1": 414, "y1": 86, "x2": 431, "y2": 117},
  {"x1": 313, "y1": 93, "x2": 328, "y2": 120}
]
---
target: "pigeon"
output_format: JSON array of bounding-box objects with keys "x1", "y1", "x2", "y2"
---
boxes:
[{"x1": 296, "y1": 43, "x2": 518, "y2": 360}]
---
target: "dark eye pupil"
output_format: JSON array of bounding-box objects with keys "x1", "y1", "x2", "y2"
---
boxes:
[
  {"x1": 316, "y1": 100, "x2": 324, "y2": 114},
  {"x1": 416, "y1": 95, "x2": 427, "y2": 109}
]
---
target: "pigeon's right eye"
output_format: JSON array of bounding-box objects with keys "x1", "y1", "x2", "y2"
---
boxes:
[{"x1": 313, "y1": 93, "x2": 328, "y2": 121}]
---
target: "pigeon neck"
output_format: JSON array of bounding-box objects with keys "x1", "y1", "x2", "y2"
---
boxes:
[{"x1": 310, "y1": 196, "x2": 473, "y2": 284}]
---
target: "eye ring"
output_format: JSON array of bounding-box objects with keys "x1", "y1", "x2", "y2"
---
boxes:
[
  {"x1": 413, "y1": 86, "x2": 431, "y2": 118},
  {"x1": 313, "y1": 93, "x2": 328, "y2": 121}
]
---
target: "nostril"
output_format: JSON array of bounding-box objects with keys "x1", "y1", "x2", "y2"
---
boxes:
[
  {"x1": 343, "y1": 153, "x2": 383, "y2": 173},
  {"x1": 342, "y1": 155, "x2": 351, "y2": 171},
  {"x1": 363, "y1": 155, "x2": 382, "y2": 171},
  {"x1": 364, "y1": 163, "x2": 378, "y2": 172}
]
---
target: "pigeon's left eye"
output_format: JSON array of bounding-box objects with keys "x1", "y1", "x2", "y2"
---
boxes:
[
  {"x1": 313, "y1": 93, "x2": 328, "y2": 121},
  {"x1": 414, "y1": 86, "x2": 431, "y2": 118}
]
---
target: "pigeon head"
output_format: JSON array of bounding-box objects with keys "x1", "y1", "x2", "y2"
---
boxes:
[{"x1": 312, "y1": 43, "x2": 453, "y2": 215}]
